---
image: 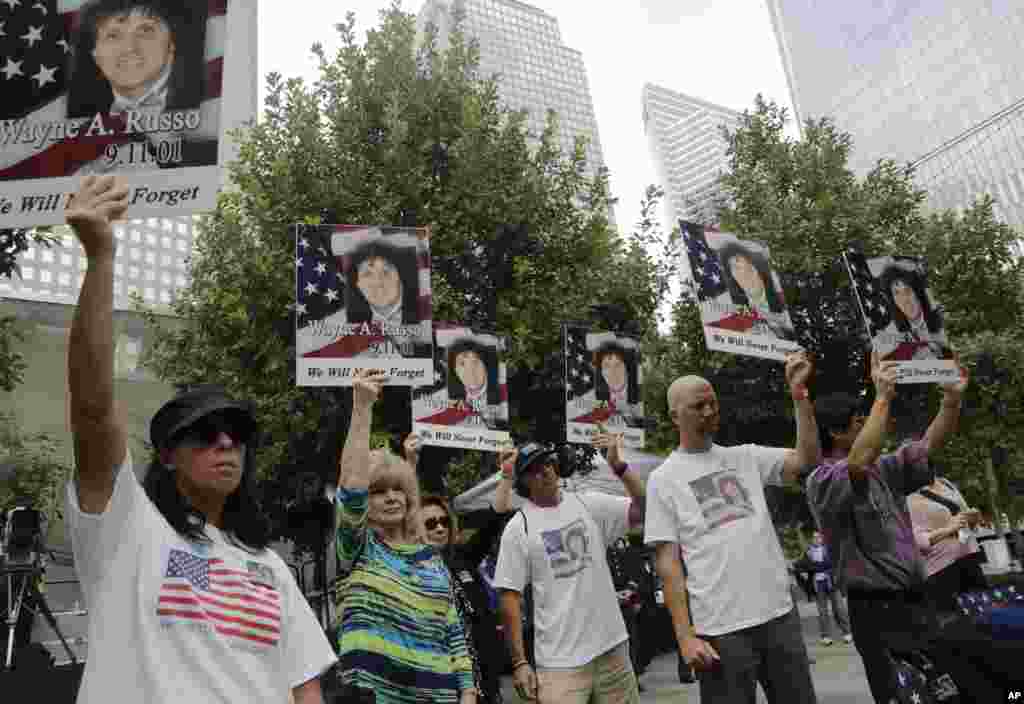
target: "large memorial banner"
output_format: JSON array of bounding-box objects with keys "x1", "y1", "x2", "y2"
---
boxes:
[
  {"x1": 0, "y1": 0, "x2": 250, "y2": 226},
  {"x1": 681, "y1": 221, "x2": 800, "y2": 361},
  {"x1": 844, "y1": 251, "x2": 957, "y2": 384},
  {"x1": 412, "y1": 324, "x2": 511, "y2": 452},
  {"x1": 294, "y1": 224, "x2": 433, "y2": 386},
  {"x1": 564, "y1": 325, "x2": 644, "y2": 449}
]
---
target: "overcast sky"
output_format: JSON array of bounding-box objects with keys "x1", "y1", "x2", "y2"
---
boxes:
[{"x1": 257, "y1": 0, "x2": 797, "y2": 237}]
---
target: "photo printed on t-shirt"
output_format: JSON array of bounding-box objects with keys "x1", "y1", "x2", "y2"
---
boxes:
[
  {"x1": 689, "y1": 470, "x2": 756, "y2": 531},
  {"x1": 541, "y1": 519, "x2": 593, "y2": 579}
]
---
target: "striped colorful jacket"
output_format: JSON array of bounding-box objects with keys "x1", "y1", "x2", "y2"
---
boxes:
[{"x1": 335, "y1": 487, "x2": 474, "y2": 703}]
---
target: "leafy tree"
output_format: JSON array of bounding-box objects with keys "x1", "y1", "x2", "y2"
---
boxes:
[
  {"x1": 0, "y1": 412, "x2": 72, "y2": 527},
  {"x1": 140, "y1": 6, "x2": 662, "y2": 537},
  {"x1": 645, "y1": 94, "x2": 1023, "y2": 525},
  {"x1": 0, "y1": 227, "x2": 57, "y2": 392}
]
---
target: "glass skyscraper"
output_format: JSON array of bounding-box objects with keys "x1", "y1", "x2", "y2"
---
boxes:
[
  {"x1": 642, "y1": 83, "x2": 740, "y2": 229},
  {"x1": 417, "y1": 0, "x2": 607, "y2": 183},
  {"x1": 768, "y1": 0, "x2": 1024, "y2": 234}
]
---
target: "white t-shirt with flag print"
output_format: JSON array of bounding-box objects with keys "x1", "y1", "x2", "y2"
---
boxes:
[
  {"x1": 644, "y1": 444, "x2": 793, "y2": 637},
  {"x1": 65, "y1": 452, "x2": 337, "y2": 704}
]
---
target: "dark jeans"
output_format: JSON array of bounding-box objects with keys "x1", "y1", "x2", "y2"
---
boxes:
[
  {"x1": 847, "y1": 589, "x2": 1024, "y2": 703},
  {"x1": 696, "y1": 607, "x2": 816, "y2": 704}
]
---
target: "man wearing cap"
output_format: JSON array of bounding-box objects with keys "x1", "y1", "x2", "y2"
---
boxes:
[
  {"x1": 62, "y1": 175, "x2": 337, "y2": 704},
  {"x1": 493, "y1": 432, "x2": 645, "y2": 703}
]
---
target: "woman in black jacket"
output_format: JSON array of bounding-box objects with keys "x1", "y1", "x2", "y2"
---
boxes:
[{"x1": 407, "y1": 437, "x2": 516, "y2": 704}]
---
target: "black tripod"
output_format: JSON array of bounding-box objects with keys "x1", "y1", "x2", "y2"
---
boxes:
[{"x1": 2, "y1": 559, "x2": 78, "y2": 670}]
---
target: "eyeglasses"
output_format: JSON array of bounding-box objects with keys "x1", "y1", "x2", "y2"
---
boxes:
[
  {"x1": 175, "y1": 413, "x2": 252, "y2": 449},
  {"x1": 424, "y1": 516, "x2": 451, "y2": 531}
]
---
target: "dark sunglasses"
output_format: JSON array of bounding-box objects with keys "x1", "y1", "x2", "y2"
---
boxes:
[
  {"x1": 424, "y1": 516, "x2": 451, "y2": 531},
  {"x1": 175, "y1": 413, "x2": 252, "y2": 448}
]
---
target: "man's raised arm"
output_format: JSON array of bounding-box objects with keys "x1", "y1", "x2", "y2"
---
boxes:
[
  {"x1": 781, "y1": 351, "x2": 822, "y2": 484},
  {"x1": 66, "y1": 175, "x2": 130, "y2": 514}
]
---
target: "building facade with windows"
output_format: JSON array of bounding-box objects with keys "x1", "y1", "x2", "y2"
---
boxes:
[
  {"x1": 2, "y1": 216, "x2": 195, "y2": 311},
  {"x1": 417, "y1": 0, "x2": 607, "y2": 184},
  {"x1": 642, "y1": 83, "x2": 741, "y2": 230},
  {"x1": 768, "y1": 0, "x2": 1024, "y2": 234}
]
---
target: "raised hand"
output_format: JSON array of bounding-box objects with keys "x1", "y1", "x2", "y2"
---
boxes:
[
  {"x1": 940, "y1": 353, "x2": 969, "y2": 398},
  {"x1": 402, "y1": 433, "x2": 422, "y2": 468},
  {"x1": 592, "y1": 430, "x2": 626, "y2": 470},
  {"x1": 784, "y1": 350, "x2": 813, "y2": 391},
  {"x1": 65, "y1": 175, "x2": 129, "y2": 258},
  {"x1": 352, "y1": 369, "x2": 387, "y2": 410},
  {"x1": 871, "y1": 349, "x2": 898, "y2": 401},
  {"x1": 499, "y1": 447, "x2": 517, "y2": 478}
]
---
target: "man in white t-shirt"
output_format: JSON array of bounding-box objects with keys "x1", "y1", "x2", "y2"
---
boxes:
[
  {"x1": 644, "y1": 352, "x2": 821, "y2": 704},
  {"x1": 494, "y1": 433, "x2": 645, "y2": 704},
  {"x1": 62, "y1": 175, "x2": 337, "y2": 704}
]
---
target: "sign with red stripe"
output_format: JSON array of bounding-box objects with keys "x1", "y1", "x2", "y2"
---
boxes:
[
  {"x1": 0, "y1": 0, "x2": 255, "y2": 227},
  {"x1": 157, "y1": 550, "x2": 281, "y2": 647}
]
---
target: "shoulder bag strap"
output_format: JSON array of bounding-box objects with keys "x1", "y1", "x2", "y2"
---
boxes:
[{"x1": 918, "y1": 490, "x2": 960, "y2": 516}]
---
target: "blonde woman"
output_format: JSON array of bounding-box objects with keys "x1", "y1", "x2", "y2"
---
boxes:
[{"x1": 334, "y1": 369, "x2": 476, "y2": 704}]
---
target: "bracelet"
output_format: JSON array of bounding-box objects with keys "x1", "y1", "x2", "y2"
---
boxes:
[
  {"x1": 791, "y1": 385, "x2": 808, "y2": 401},
  {"x1": 512, "y1": 660, "x2": 530, "y2": 671},
  {"x1": 611, "y1": 462, "x2": 629, "y2": 478}
]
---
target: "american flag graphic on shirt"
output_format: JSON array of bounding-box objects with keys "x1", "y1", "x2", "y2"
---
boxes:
[
  {"x1": 157, "y1": 549, "x2": 281, "y2": 647},
  {"x1": 0, "y1": 0, "x2": 225, "y2": 179}
]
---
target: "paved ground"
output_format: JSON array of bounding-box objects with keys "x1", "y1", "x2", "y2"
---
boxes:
[{"x1": 498, "y1": 600, "x2": 875, "y2": 703}]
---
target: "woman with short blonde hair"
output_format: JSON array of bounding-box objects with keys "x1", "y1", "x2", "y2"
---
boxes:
[{"x1": 334, "y1": 370, "x2": 476, "y2": 704}]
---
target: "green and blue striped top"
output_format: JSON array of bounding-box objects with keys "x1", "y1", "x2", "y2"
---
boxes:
[{"x1": 335, "y1": 487, "x2": 474, "y2": 703}]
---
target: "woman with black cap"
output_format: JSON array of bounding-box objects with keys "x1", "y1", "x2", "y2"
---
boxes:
[{"x1": 63, "y1": 174, "x2": 337, "y2": 704}]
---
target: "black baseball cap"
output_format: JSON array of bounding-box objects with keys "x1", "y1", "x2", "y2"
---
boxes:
[
  {"x1": 150, "y1": 385, "x2": 256, "y2": 451},
  {"x1": 513, "y1": 442, "x2": 558, "y2": 482}
]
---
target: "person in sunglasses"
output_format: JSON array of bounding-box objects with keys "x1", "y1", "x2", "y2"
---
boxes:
[
  {"x1": 334, "y1": 370, "x2": 476, "y2": 704},
  {"x1": 493, "y1": 432, "x2": 646, "y2": 704},
  {"x1": 412, "y1": 439, "x2": 517, "y2": 704},
  {"x1": 62, "y1": 175, "x2": 337, "y2": 704}
]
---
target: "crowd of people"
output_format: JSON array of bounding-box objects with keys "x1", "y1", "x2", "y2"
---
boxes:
[{"x1": 58, "y1": 174, "x2": 1022, "y2": 704}]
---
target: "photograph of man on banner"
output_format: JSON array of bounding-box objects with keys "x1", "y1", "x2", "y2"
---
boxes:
[
  {"x1": 412, "y1": 325, "x2": 510, "y2": 451},
  {"x1": 844, "y1": 252, "x2": 957, "y2": 384},
  {"x1": 295, "y1": 224, "x2": 433, "y2": 386}
]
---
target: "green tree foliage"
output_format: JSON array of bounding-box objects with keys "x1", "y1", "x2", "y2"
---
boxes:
[
  {"x1": 0, "y1": 227, "x2": 56, "y2": 391},
  {"x1": 647, "y1": 94, "x2": 1024, "y2": 521},
  {"x1": 0, "y1": 412, "x2": 72, "y2": 523},
  {"x1": 140, "y1": 6, "x2": 662, "y2": 533}
]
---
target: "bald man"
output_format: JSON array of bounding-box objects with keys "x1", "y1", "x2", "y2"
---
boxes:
[{"x1": 644, "y1": 352, "x2": 821, "y2": 704}]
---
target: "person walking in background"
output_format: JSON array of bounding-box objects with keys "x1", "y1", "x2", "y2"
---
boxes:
[
  {"x1": 62, "y1": 175, "x2": 336, "y2": 704},
  {"x1": 412, "y1": 438, "x2": 518, "y2": 704},
  {"x1": 798, "y1": 531, "x2": 852, "y2": 645},
  {"x1": 334, "y1": 370, "x2": 476, "y2": 704},
  {"x1": 644, "y1": 351, "x2": 821, "y2": 704},
  {"x1": 493, "y1": 431, "x2": 645, "y2": 704}
]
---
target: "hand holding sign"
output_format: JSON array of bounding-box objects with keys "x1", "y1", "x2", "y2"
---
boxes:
[
  {"x1": 593, "y1": 425, "x2": 626, "y2": 470},
  {"x1": 871, "y1": 349, "x2": 898, "y2": 402},
  {"x1": 352, "y1": 369, "x2": 387, "y2": 410},
  {"x1": 402, "y1": 433, "x2": 422, "y2": 468},
  {"x1": 66, "y1": 175, "x2": 129, "y2": 258}
]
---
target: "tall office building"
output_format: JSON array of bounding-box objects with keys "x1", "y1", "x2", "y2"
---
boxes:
[
  {"x1": 642, "y1": 83, "x2": 741, "y2": 229},
  {"x1": 417, "y1": 0, "x2": 607, "y2": 184},
  {"x1": 768, "y1": 1, "x2": 1024, "y2": 233},
  {"x1": 1, "y1": 217, "x2": 195, "y2": 312}
]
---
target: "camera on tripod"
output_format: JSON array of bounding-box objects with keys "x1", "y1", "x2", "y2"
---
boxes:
[{"x1": 2, "y1": 506, "x2": 45, "y2": 568}]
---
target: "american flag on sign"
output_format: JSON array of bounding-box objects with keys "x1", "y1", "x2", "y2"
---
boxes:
[
  {"x1": 0, "y1": 0, "x2": 225, "y2": 179},
  {"x1": 565, "y1": 325, "x2": 595, "y2": 409},
  {"x1": 412, "y1": 324, "x2": 508, "y2": 427},
  {"x1": 157, "y1": 550, "x2": 281, "y2": 648},
  {"x1": 681, "y1": 221, "x2": 727, "y2": 302},
  {"x1": 295, "y1": 224, "x2": 432, "y2": 359},
  {"x1": 843, "y1": 250, "x2": 892, "y2": 337}
]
